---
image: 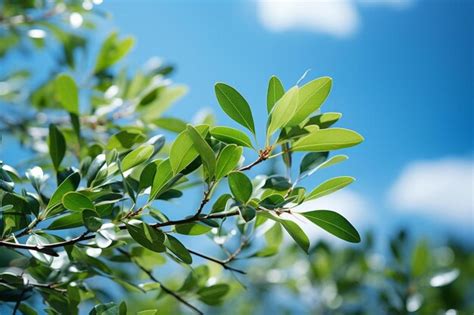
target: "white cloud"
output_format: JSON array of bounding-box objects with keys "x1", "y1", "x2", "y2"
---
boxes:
[
  {"x1": 286, "y1": 189, "x2": 372, "y2": 243},
  {"x1": 389, "y1": 157, "x2": 474, "y2": 226},
  {"x1": 256, "y1": 0, "x2": 413, "y2": 37}
]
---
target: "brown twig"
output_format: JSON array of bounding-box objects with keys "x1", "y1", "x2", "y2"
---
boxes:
[
  {"x1": 238, "y1": 146, "x2": 272, "y2": 172},
  {"x1": 187, "y1": 249, "x2": 246, "y2": 275},
  {"x1": 117, "y1": 248, "x2": 203, "y2": 315}
]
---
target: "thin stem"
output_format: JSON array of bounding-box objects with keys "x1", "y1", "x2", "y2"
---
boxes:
[
  {"x1": 117, "y1": 248, "x2": 203, "y2": 315},
  {"x1": 187, "y1": 249, "x2": 246, "y2": 275}
]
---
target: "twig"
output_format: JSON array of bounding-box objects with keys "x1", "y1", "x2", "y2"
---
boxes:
[
  {"x1": 238, "y1": 146, "x2": 272, "y2": 172},
  {"x1": 117, "y1": 248, "x2": 203, "y2": 315},
  {"x1": 187, "y1": 249, "x2": 246, "y2": 275}
]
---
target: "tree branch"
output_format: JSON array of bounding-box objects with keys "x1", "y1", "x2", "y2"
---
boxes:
[
  {"x1": 187, "y1": 249, "x2": 246, "y2": 275},
  {"x1": 117, "y1": 248, "x2": 203, "y2": 315}
]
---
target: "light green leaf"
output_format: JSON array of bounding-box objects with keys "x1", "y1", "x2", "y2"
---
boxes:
[
  {"x1": 48, "y1": 124, "x2": 66, "y2": 171},
  {"x1": 62, "y1": 192, "x2": 95, "y2": 212},
  {"x1": 215, "y1": 144, "x2": 243, "y2": 180},
  {"x1": 187, "y1": 125, "x2": 216, "y2": 178},
  {"x1": 140, "y1": 85, "x2": 188, "y2": 122},
  {"x1": 287, "y1": 77, "x2": 332, "y2": 126},
  {"x1": 228, "y1": 172, "x2": 252, "y2": 203},
  {"x1": 153, "y1": 117, "x2": 187, "y2": 133},
  {"x1": 306, "y1": 112, "x2": 342, "y2": 129},
  {"x1": 121, "y1": 144, "x2": 154, "y2": 172},
  {"x1": 214, "y1": 83, "x2": 255, "y2": 134},
  {"x1": 292, "y1": 128, "x2": 364, "y2": 152},
  {"x1": 169, "y1": 125, "x2": 209, "y2": 174},
  {"x1": 210, "y1": 126, "x2": 253, "y2": 148},
  {"x1": 267, "y1": 86, "x2": 299, "y2": 137},
  {"x1": 310, "y1": 154, "x2": 348, "y2": 175},
  {"x1": 149, "y1": 159, "x2": 173, "y2": 200},
  {"x1": 46, "y1": 172, "x2": 81, "y2": 211},
  {"x1": 301, "y1": 210, "x2": 360, "y2": 243},
  {"x1": 307, "y1": 176, "x2": 354, "y2": 200},
  {"x1": 95, "y1": 32, "x2": 134, "y2": 73},
  {"x1": 107, "y1": 130, "x2": 146, "y2": 150},
  {"x1": 267, "y1": 75, "x2": 285, "y2": 113},
  {"x1": 54, "y1": 73, "x2": 79, "y2": 114}
]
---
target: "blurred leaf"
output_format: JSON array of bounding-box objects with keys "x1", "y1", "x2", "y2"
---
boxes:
[
  {"x1": 95, "y1": 32, "x2": 134, "y2": 73},
  {"x1": 54, "y1": 73, "x2": 79, "y2": 114},
  {"x1": 48, "y1": 124, "x2": 66, "y2": 171}
]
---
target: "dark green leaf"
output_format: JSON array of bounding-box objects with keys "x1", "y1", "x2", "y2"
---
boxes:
[
  {"x1": 301, "y1": 210, "x2": 360, "y2": 243},
  {"x1": 126, "y1": 222, "x2": 166, "y2": 252},
  {"x1": 48, "y1": 124, "x2": 66, "y2": 171},
  {"x1": 164, "y1": 234, "x2": 192, "y2": 264}
]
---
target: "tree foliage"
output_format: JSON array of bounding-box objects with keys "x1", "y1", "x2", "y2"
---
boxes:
[{"x1": 3, "y1": 2, "x2": 469, "y2": 315}]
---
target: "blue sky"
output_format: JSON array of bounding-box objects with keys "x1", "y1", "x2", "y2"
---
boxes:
[{"x1": 99, "y1": 0, "x2": 473, "y2": 240}]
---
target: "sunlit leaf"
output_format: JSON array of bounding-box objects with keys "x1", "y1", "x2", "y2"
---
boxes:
[{"x1": 215, "y1": 83, "x2": 255, "y2": 134}]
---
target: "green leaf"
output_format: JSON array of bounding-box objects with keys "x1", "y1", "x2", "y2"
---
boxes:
[
  {"x1": 228, "y1": 172, "x2": 252, "y2": 203},
  {"x1": 107, "y1": 130, "x2": 146, "y2": 150},
  {"x1": 412, "y1": 239, "x2": 430, "y2": 277},
  {"x1": 126, "y1": 222, "x2": 166, "y2": 253},
  {"x1": 210, "y1": 126, "x2": 253, "y2": 148},
  {"x1": 187, "y1": 125, "x2": 216, "y2": 178},
  {"x1": 211, "y1": 194, "x2": 232, "y2": 213},
  {"x1": 82, "y1": 209, "x2": 102, "y2": 232},
  {"x1": 292, "y1": 128, "x2": 364, "y2": 152},
  {"x1": 253, "y1": 222, "x2": 283, "y2": 257},
  {"x1": 267, "y1": 86, "x2": 299, "y2": 137},
  {"x1": 262, "y1": 176, "x2": 292, "y2": 191},
  {"x1": 311, "y1": 154, "x2": 348, "y2": 174},
  {"x1": 121, "y1": 144, "x2": 154, "y2": 172},
  {"x1": 299, "y1": 152, "x2": 329, "y2": 175},
  {"x1": 48, "y1": 124, "x2": 66, "y2": 171},
  {"x1": 214, "y1": 83, "x2": 255, "y2": 134},
  {"x1": 47, "y1": 213, "x2": 83, "y2": 230},
  {"x1": 95, "y1": 32, "x2": 134, "y2": 73},
  {"x1": 197, "y1": 284, "x2": 230, "y2": 305},
  {"x1": 153, "y1": 117, "x2": 187, "y2": 133},
  {"x1": 301, "y1": 210, "x2": 360, "y2": 243},
  {"x1": 54, "y1": 73, "x2": 79, "y2": 114},
  {"x1": 281, "y1": 220, "x2": 310, "y2": 253},
  {"x1": 46, "y1": 172, "x2": 81, "y2": 211},
  {"x1": 307, "y1": 176, "x2": 354, "y2": 200},
  {"x1": 164, "y1": 234, "x2": 192, "y2": 264},
  {"x1": 287, "y1": 77, "x2": 332, "y2": 126},
  {"x1": 267, "y1": 75, "x2": 285, "y2": 113},
  {"x1": 240, "y1": 205, "x2": 256, "y2": 222},
  {"x1": 306, "y1": 112, "x2": 342, "y2": 129},
  {"x1": 215, "y1": 144, "x2": 243, "y2": 180},
  {"x1": 62, "y1": 192, "x2": 94, "y2": 212},
  {"x1": 169, "y1": 125, "x2": 209, "y2": 174},
  {"x1": 149, "y1": 159, "x2": 173, "y2": 200},
  {"x1": 175, "y1": 223, "x2": 212, "y2": 235}
]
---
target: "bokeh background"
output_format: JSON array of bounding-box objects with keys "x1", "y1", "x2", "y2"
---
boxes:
[
  {"x1": 97, "y1": 0, "x2": 473, "y2": 241},
  {"x1": 0, "y1": 0, "x2": 473, "y2": 314}
]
